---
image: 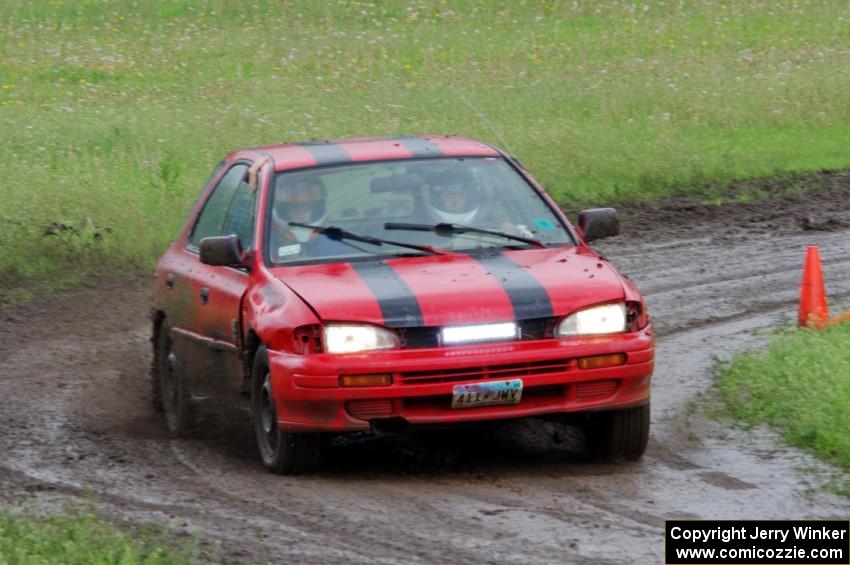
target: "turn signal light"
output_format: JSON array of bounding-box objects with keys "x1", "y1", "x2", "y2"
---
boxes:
[
  {"x1": 577, "y1": 353, "x2": 626, "y2": 370},
  {"x1": 339, "y1": 374, "x2": 393, "y2": 387}
]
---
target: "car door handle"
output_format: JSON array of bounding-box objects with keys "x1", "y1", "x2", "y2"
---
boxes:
[
  {"x1": 165, "y1": 272, "x2": 175, "y2": 289},
  {"x1": 200, "y1": 287, "x2": 210, "y2": 305}
]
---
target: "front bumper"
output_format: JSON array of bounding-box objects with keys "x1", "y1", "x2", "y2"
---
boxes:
[{"x1": 268, "y1": 326, "x2": 654, "y2": 432}]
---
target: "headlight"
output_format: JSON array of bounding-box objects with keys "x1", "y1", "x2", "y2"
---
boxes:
[
  {"x1": 556, "y1": 303, "x2": 627, "y2": 337},
  {"x1": 323, "y1": 324, "x2": 399, "y2": 354}
]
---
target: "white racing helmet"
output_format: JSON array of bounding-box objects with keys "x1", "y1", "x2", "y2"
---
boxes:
[{"x1": 425, "y1": 169, "x2": 481, "y2": 225}]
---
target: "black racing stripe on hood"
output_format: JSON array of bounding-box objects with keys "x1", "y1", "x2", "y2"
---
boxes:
[
  {"x1": 396, "y1": 137, "x2": 444, "y2": 158},
  {"x1": 297, "y1": 142, "x2": 352, "y2": 166},
  {"x1": 350, "y1": 262, "x2": 424, "y2": 327},
  {"x1": 473, "y1": 252, "x2": 554, "y2": 319}
]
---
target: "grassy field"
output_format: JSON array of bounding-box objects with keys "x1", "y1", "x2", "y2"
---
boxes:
[
  {"x1": 2, "y1": 0, "x2": 850, "y2": 287},
  {"x1": 0, "y1": 509, "x2": 200, "y2": 564},
  {"x1": 716, "y1": 321, "x2": 850, "y2": 487}
]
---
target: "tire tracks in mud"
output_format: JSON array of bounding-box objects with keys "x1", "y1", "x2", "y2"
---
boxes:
[
  {"x1": 2, "y1": 199, "x2": 850, "y2": 563},
  {"x1": 596, "y1": 227, "x2": 850, "y2": 337},
  {"x1": 640, "y1": 254, "x2": 850, "y2": 298}
]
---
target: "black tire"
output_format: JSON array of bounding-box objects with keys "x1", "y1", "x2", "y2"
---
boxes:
[
  {"x1": 153, "y1": 320, "x2": 192, "y2": 435},
  {"x1": 250, "y1": 345, "x2": 323, "y2": 475},
  {"x1": 584, "y1": 403, "x2": 650, "y2": 462}
]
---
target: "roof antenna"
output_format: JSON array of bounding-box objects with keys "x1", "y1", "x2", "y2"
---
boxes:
[{"x1": 450, "y1": 86, "x2": 516, "y2": 156}]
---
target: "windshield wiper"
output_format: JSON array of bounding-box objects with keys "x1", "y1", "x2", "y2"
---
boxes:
[
  {"x1": 288, "y1": 222, "x2": 448, "y2": 255},
  {"x1": 383, "y1": 222, "x2": 545, "y2": 248}
]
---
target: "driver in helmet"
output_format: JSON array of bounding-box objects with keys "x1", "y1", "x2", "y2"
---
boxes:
[
  {"x1": 270, "y1": 176, "x2": 348, "y2": 259},
  {"x1": 272, "y1": 177, "x2": 327, "y2": 241}
]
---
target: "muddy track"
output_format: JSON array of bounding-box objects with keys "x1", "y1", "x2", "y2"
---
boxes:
[{"x1": 2, "y1": 186, "x2": 850, "y2": 563}]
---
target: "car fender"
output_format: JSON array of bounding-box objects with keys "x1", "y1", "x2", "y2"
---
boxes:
[{"x1": 241, "y1": 266, "x2": 320, "y2": 355}]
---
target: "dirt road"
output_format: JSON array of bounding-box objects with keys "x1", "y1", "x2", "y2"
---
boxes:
[{"x1": 2, "y1": 181, "x2": 850, "y2": 563}]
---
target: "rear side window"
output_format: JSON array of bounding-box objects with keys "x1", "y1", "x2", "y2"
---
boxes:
[{"x1": 189, "y1": 164, "x2": 251, "y2": 248}]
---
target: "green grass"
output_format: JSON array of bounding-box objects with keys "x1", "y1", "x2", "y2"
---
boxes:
[
  {"x1": 716, "y1": 321, "x2": 850, "y2": 478},
  {"x1": 0, "y1": 509, "x2": 200, "y2": 564},
  {"x1": 2, "y1": 0, "x2": 850, "y2": 286}
]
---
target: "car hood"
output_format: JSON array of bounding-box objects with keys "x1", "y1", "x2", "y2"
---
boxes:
[{"x1": 269, "y1": 247, "x2": 626, "y2": 327}]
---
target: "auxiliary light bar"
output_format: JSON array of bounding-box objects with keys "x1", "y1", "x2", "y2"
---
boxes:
[{"x1": 441, "y1": 322, "x2": 518, "y2": 345}]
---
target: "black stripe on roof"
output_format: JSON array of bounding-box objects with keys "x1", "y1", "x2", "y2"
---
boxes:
[
  {"x1": 350, "y1": 261, "x2": 424, "y2": 327},
  {"x1": 297, "y1": 142, "x2": 352, "y2": 166},
  {"x1": 396, "y1": 137, "x2": 444, "y2": 158},
  {"x1": 472, "y1": 252, "x2": 554, "y2": 320}
]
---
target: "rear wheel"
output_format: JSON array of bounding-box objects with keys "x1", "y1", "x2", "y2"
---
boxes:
[
  {"x1": 153, "y1": 320, "x2": 192, "y2": 435},
  {"x1": 584, "y1": 403, "x2": 650, "y2": 462},
  {"x1": 251, "y1": 345, "x2": 323, "y2": 474}
]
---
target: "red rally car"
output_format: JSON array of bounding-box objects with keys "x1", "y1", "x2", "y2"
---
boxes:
[{"x1": 151, "y1": 136, "x2": 653, "y2": 474}]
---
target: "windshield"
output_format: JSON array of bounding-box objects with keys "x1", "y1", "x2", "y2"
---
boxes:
[{"x1": 266, "y1": 157, "x2": 573, "y2": 265}]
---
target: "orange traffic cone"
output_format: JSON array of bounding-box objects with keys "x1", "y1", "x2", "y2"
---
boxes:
[{"x1": 798, "y1": 245, "x2": 829, "y2": 328}]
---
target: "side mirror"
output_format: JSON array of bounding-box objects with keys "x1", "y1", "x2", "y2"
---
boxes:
[
  {"x1": 578, "y1": 208, "x2": 619, "y2": 242},
  {"x1": 200, "y1": 235, "x2": 248, "y2": 268}
]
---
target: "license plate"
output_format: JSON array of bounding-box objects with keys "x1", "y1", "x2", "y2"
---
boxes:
[{"x1": 451, "y1": 379, "x2": 523, "y2": 409}]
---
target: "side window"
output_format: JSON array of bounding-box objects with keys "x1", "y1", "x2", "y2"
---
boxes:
[{"x1": 189, "y1": 164, "x2": 250, "y2": 249}]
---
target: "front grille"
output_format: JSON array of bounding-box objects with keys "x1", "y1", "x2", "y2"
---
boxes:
[
  {"x1": 346, "y1": 399, "x2": 395, "y2": 419},
  {"x1": 399, "y1": 326, "x2": 440, "y2": 348},
  {"x1": 575, "y1": 379, "x2": 618, "y2": 400},
  {"x1": 398, "y1": 317, "x2": 556, "y2": 349},
  {"x1": 399, "y1": 358, "x2": 571, "y2": 385}
]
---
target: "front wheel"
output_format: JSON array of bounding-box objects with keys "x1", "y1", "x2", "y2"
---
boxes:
[
  {"x1": 584, "y1": 403, "x2": 650, "y2": 462},
  {"x1": 250, "y1": 345, "x2": 323, "y2": 475}
]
